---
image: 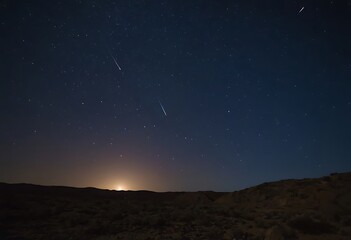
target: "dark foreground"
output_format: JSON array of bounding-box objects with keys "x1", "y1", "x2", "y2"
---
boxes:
[{"x1": 1, "y1": 172, "x2": 351, "y2": 240}]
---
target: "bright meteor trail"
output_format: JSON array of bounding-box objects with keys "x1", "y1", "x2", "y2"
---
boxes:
[
  {"x1": 158, "y1": 99, "x2": 167, "y2": 117},
  {"x1": 298, "y1": 6, "x2": 304, "y2": 14},
  {"x1": 111, "y1": 55, "x2": 122, "y2": 71}
]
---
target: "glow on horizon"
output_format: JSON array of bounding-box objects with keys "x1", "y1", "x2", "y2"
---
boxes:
[
  {"x1": 114, "y1": 186, "x2": 123, "y2": 191},
  {"x1": 114, "y1": 184, "x2": 127, "y2": 191}
]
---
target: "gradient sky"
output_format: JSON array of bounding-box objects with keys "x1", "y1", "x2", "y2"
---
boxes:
[{"x1": 0, "y1": 0, "x2": 350, "y2": 191}]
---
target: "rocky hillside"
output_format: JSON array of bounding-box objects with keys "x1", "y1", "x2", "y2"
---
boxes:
[
  {"x1": 215, "y1": 172, "x2": 351, "y2": 239},
  {"x1": 1, "y1": 172, "x2": 350, "y2": 240}
]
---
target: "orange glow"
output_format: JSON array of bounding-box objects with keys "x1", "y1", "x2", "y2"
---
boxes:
[{"x1": 115, "y1": 185, "x2": 125, "y2": 191}]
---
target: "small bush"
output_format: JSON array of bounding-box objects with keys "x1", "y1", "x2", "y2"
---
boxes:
[{"x1": 289, "y1": 215, "x2": 336, "y2": 234}]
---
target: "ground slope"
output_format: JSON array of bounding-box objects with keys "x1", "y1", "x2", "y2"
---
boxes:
[{"x1": 1, "y1": 172, "x2": 350, "y2": 240}]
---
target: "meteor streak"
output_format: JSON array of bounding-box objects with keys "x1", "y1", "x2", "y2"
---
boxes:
[
  {"x1": 158, "y1": 99, "x2": 167, "y2": 117},
  {"x1": 111, "y1": 55, "x2": 122, "y2": 71},
  {"x1": 298, "y1": 6, "x2": 304, "y2": 14}
]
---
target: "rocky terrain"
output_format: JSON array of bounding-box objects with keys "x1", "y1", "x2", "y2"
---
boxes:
[{"x1": 1, "y1": 172, "x2": 351, "y2": 240}]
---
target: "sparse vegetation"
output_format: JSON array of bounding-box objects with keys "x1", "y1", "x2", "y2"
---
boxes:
[
  {"x1": 1, "y1": 172, "x2": 350, "y2": 239},
  {"x1": 289, "y1": 215, "x2": 336, "y2": 234}
]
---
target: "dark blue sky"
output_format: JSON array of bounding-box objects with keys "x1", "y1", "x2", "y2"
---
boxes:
[{"x1": 0, "y1": 0, "x2": 350, "y2": 191}]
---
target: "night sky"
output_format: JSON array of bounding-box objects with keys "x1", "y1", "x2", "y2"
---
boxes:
[{"x1": 1, "y1": 0, "x2": 350, "y2": 192}]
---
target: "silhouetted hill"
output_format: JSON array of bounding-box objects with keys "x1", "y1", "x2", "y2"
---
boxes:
[{"x1": 1, "y1": 172, "x2": 350, "y2": 239}]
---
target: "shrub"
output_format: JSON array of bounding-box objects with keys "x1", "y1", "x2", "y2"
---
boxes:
[{"x1": 289, "y1": 215, "x2": 336, "y2": 234}]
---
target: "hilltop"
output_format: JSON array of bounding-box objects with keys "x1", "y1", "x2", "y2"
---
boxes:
[{"x1": 1, "y1": 172, "x2": 350, "y2": 239}]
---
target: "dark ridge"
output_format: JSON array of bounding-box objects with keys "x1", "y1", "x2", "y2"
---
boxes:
[{"x1": 1, "y1": 172, "x2": 351, "y2": 239}]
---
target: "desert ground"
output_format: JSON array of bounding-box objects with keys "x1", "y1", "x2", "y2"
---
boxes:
[{"x1": 1, "y1": 172, "x2": 350, "y2": 240}]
